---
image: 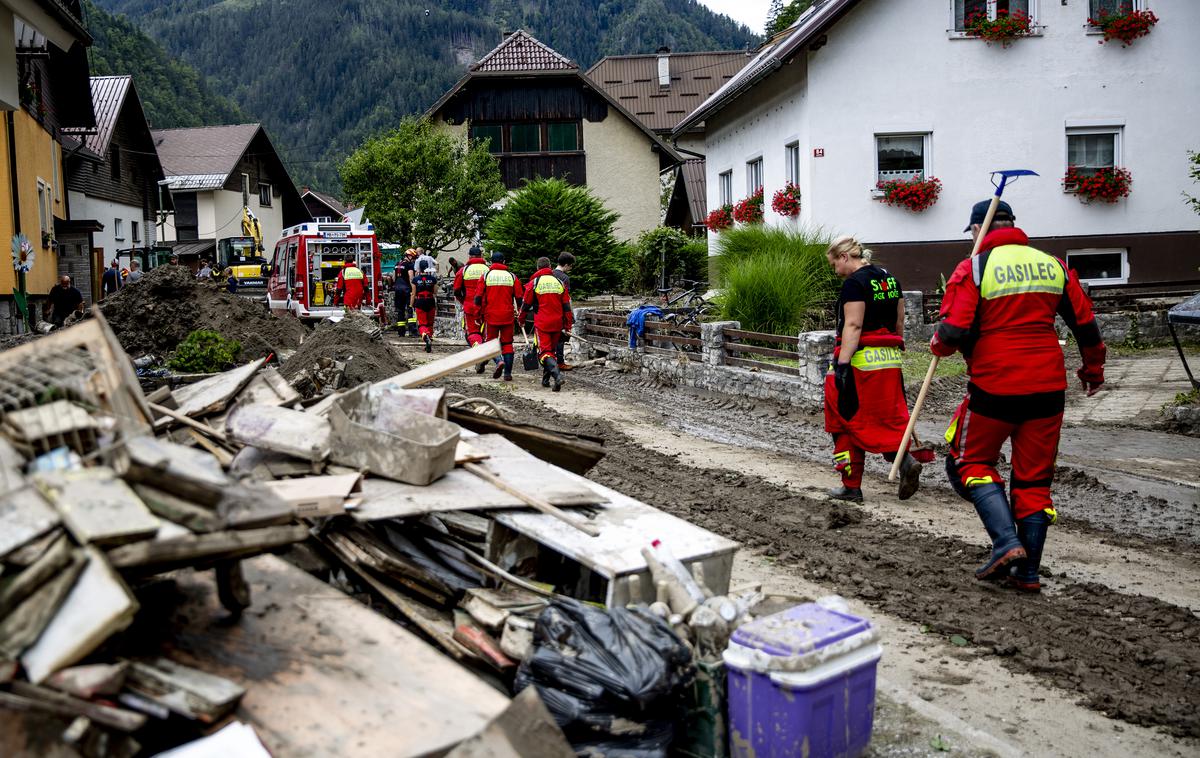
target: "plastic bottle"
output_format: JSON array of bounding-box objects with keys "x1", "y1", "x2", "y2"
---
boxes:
[{"x1": 647, "y1": 539, "x2": 707, "y2": 606}]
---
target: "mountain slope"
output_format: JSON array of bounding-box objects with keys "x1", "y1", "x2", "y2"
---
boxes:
[
  {"x1": 83, "y1": 0, "x2": 243, "y2": 130},
  {"x1": 94, "y1": 0, "x2": 757, "y2": 192}
]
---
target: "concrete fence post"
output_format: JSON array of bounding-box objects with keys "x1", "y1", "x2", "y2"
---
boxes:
[
  {"x1": 701, "y1": 320, "x2": 739, "y2": 367},
  {"x1": 798, "y1": 330, "x2": 836, "y2": 404},
  {"x1": 572, "y1": 307, "x2": 592, "y2": 360},
  {"x1": 902, "y1": 290, "x2": 924, "y2": 345}
]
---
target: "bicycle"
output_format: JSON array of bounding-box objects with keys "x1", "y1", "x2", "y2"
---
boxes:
[{"x1": 656, "y1": 279, "x2": 709, "y2": 308}]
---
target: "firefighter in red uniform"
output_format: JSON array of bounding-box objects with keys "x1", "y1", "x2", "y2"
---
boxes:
[
  {"x1": 476, "y1": 251, "x2": 523, "y2": 381},
  {"x1": 453, "y1": 246, "x2": 490, "y2": 371},
  {"x1": 519, "y1": 256, "x2": 573, "y2": 392},
  {"x1": 336, "y1": 260, "x2": 365, "y2": 310},
  {"x1": 823, "y1": 237, "x2": 922, "y2": 502},
  {"x1": 932, "y1": 200, "x2": 1106, "y2": 591},
  {"x1": 411, "y1": 258, "x2": 438, "y2": 353}
]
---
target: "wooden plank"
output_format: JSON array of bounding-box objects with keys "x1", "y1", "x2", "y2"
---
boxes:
[
  {"x1": 0, "y1": 551, "x2": 85, "y2": 661},
  {"x1": 105, "y1": 525, "x2": 309, "y2": 572},
  {"x1": 724, "y1": 343, "x2": 800, "y2": 360},
  {"x1": 376, "y1": 339, "x2": 503, "y2": 389},
  {"x1": 22, "y1": 548, "x2": 138, "y2": 684},
  {"x1": 225, "y1": 404, "x2": 332, "y2": 462},
  {"x1": 171, "y1": 359, "x2": 266, "y2": 418},
  {"x1": 8, "y1": 681, "x2": 146, "y2": 732},
  {"x1": 149, "y1": 402, "x2": 229, "y2": 443},
  {"x1": 44, "y1": 662, "x2": 128, "y2": 699},
  {"x1": 189, "y1": 429, "x2": 235, "y2": 467},
  {"x1": 0, "y1": 486, "x2": 60, "y2": 560},
  {"x1": 132, "y1": 485, "x2": 223, "y2": 534},
  {"x1": 261, "y1": 474, "x2": 362, "y2": 518},
  {"x1": 0, "y1": 534, "x2": 73, "y2": 618},
  {"x1": 645, "y1": 320, "x2": 702, "y2": 335},
  {"x1": 447, "y1": 408, "x2": 605, "y2": 475},
  {"x1": 233, "y1": 366, "x2": 301, "y2": 408},
  {"x1": 464, "y1": 462, "x2": 599, "y2": 537},
  {"x1": 581, "y1": 323, "x2": 626, "y2": 337},
  {"x1": 3, "y1": 528, "x2": 62, "y2": 567},
  {"x1": 320, "y1": 529, "x2": 451, "y2": 605},
  {"x1": 723, "y1": 327, "x2": 799, "y2": 345},
  {"x1": 723, "y1": 355, "x2": 801, "y2": 375},
  {"x1": 644, "y1": 334, "x2": 703, "y2": 348},
  {"x1": 33, "y1": 468, "x2": 160, "y2": 547},
  {"x1": 445, "y1": 687, "x2": 575, "y2": 758},
  {"x1": 125, "y1": 436, "x2": 230, "y2": 507},
  {"x1": 125, "y1": 658, "x2": 245, "y2": 723}
]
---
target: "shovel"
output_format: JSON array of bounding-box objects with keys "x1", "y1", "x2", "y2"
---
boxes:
[{"x1": 889, "y1": 169, "x2": 1038, "y2": 482}]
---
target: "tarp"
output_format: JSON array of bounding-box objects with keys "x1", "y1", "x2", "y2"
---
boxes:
[{"x1": 1167, "y1": 291, "x2": 1200, "y2": 325}]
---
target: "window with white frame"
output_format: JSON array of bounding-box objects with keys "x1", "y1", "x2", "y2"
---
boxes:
[
  {"x1": 1089, "y1": 0, "x2": 1143, "y2": 19},
  {"x1": 259, "y1": 183, "x2": 272, "y2": 207},
  {"x1": 114, "y1": 218, "x2": 124, "y2": 241},
  {"x1": 953, "y1": 0, "x2": 1032, "y2": 31},
  {"x1": 37, "y1": 179, "x2": 50, "y2": 242},
  {"x1": 785, "y1": 142, "x2": 800, "y2": 185},
  {"x1": 746, "y1": 157, "x2": 763, "y2": 195},
  {"x1": 1066, "y1": 126, "x2": 1120, "y2": 181},
  {"x1": 1066, "y1": 248, "x2": 1128, "y2": 285},
  {"x1": 876, "y1": 133, "x2": 930, "y2": 182},
  {"x1": 718, "y1": 171, "x2": 732, "y2": 206}
]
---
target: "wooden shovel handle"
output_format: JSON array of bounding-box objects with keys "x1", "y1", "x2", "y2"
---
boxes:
[{"x1": 463, "y1": 462, "x2": 600, "y2": 537}]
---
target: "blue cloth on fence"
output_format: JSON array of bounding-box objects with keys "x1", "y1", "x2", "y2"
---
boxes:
[{"x1": 627, "y1": 305, "x2": 663, "y2": 348}]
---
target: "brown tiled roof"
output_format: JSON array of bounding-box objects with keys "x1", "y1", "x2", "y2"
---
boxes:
[
  {"x1": 303, "y1": 189, "x2": 351, "y2": 216},
  {"x1": 588, "y1": 52, "x2": 750, "y2": 133},
  {"x1": 84, "y1": 76, "x2": 131, "y2": 156},
  {"x1": 151, "y1": 124, "x2": 262, "y2": 187},
  {"x1": 680, "y1": 158, "x2": 708, "y2": 222},
  {"x1": 471, "y1": 30, "x2": 576, "y2": 73}
]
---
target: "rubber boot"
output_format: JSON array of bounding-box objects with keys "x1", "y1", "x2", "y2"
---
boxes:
[
  {"x1": 541, "y1": 362, "x2": 551, "y2": 387},
  {"x1": 492, "y1": 357, "x2": 504, "y2": 379},
  {"x1": 971, "y1": 483, "x2": 1026, "y2": 581},
  {"x1": 423, "y1": 334, "x2": 432, "y2": 353},
  {"x1": 1009, "y1": 510, "x2": 1051, "y2": 592},
  {"x1": 475, "y1": 361, "x2": 487, "y2": 374},
  {"x1": 407, "y1": 319, "x2": 418, "y2": 337},
  {"x1": 827, "y1": 486, "x2": 863, "y2": 502},
  {"x1": 896, "y1": 452, "x2": 922, "y2": 501},
  {"x1": 944, "y1": 456, "x2": 973, "y2": 502},
  {"x1": 545, "y1": 357, "x2": 564, "y2": 392},
  {"x1": 502, "y1": 353, "x2": 514, "y2": 381}
]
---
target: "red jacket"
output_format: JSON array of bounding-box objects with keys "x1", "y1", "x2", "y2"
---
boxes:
[
  {"x1": 931, "y1": 227, "x2": 1105, "y2": 395},
  {"x1": 453, "y1": 256, "x2": 489, "y2": 313},
  {"x1": 476, "y1": 264, "x2": 523, "y2": 326},
  {"x1": 520, "y1": 268, "x2": 573, "y2": 333}
]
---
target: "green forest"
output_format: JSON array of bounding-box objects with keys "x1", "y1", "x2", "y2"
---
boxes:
[
  {"x1": 92, "y1": 0, "x2": 757, "y2": 193},
  {"x1": 82, "y1": 0, "x2": 243, "y2": 130}
]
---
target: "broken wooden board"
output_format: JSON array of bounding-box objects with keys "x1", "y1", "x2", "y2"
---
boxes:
[
  {"x1": 145, "y1": 555, "x2": 508, "y2": 757},
  {"x1": 0, "y1": 486, "x2": 60, "y2": 560},
  {"x1": 170, "y1": 359, "x2": 266, "y2": 418},
  {"x1": 374, "y1": 339, "x2": 502, "y2": 389},
  {"x1": 22, "y1": 548, "x2": 138, "y2": 684},
  {"x1": 3, "y1": 400, "x2": 97, "y2": 454},
  {"x1": 125, "y1": 658, "x2": 245, "y2": 723},
  {"x1": 34, "y1": 468, "x2": 160, "y2": 547},
  {"x1": 125, "y1": 435, "x2": 230, "y2": 506},
  {"x1": 0, "y1": 533, "x2": 73, "y2": 618},
  {"x1": 226, "y1": 403, "x2": 331, "y2": 462},
  {"x1": 448, "y1": 406, "x2": 606, "y2": 475},
  {"x1": 132, "y1": 485, "x2": 223, "y2": 534},
  {"x1": 45, "y1": 662, "x2": 128, "y2": 699},
  {"x1": 0, "y1": 550, "x2": 85, "y2": 661},
  {"x1": 261, "y1": 473, "x2": 362, "y2": 518},
  {"x1": 460, "y1": 588, "x2": 546, "y2": 633},
  {"x1": 216, "y1": 482, "x2": 297, "y2": 530},
  {"x1": 8, "y1": 681, "x2": 146, "y2": 732},
  {"x1": 3, "y1": 528, "x2": 62, "y2": 567},
  {"x1": 104, "y1": 525, "x2": 309, "y2": 573},
  {"x1": 445, "y1": 687, "x2": 574, "y2": 758},
  {"x1": 232, "y1": 366, "x2": 301, "y2": 408}
]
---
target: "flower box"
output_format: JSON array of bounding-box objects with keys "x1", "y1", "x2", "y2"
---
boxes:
[
  {"x1": 966, "y1": 8, "x2": 1034, "y2": 47},
  {"x1": 875, "y1": 176, "x2": 942, "y2": 213},
  {"x1": 1063, "y1": 166, "x2": 1131, "y2": 203},
  {"x1": 771, "y1": 182, "x2": 802, "y2": 217},
  {"x1": 732, "y1": 188, "x2": 765, "y2": 225},
  {"x1": 706, "y1": 204, "x2": 734, "y2": 232},
  {"x1": 1089, "y1": 7, "x2": 1158, "y2": 47}
]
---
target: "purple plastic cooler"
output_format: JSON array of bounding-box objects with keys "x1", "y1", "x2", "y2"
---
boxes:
[{"x1": 723, "y1": 602, "x2": 882, "y2": 758}]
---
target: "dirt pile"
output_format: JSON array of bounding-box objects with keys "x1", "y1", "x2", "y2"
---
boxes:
[
  {"x1": 101, "y1": 265, "x2": 307, "y2": 359},
  {"x1": 280, "y1": 313, "x2": 410, "y2": 395}
]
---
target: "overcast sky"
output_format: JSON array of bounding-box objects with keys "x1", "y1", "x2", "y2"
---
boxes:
[{"x1": 697, "y1": 0, "x2": 770, "y2": 34}]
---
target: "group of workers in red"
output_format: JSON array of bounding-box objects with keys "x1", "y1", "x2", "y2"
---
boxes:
[{"x1": 824, "y1": 198, "x2": 1106, "y2": 593}]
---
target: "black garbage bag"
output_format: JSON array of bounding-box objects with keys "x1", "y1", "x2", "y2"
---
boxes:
[{"x1": 515, "y1": 599, "x2": 696, "y2": 757}]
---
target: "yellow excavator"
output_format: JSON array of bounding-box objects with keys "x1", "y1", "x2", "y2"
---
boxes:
[{"x1": 216, "y1": 207, "x2": 269, "y2": 292}]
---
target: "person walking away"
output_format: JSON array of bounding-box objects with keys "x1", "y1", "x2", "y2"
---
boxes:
[
  {"x1": 411, "y1": 258, "x2": 438, "y2": 352},
  {"x1": 337, "y1": 259, "x2": 366, "y2": 310},
  {"x1": 48, "y1": 276, "x2": 84, "y2": 326},
  {"x1": 101, "y1": 260, "x2": 122, "y2": 299},
  {"x1": 393, "y1": 249, "x2": 415, "y2": 330},
  {"x1": 196, "y1": 259, "x2": 213, "y2": 280},
  {"x1": 127, "y1": 260, "x2": 144, "y2": 283},
  {"x1": 823, "y1": 237, "x2": 922, "y2": 503},
  {"x1": 453, "y1": 245, "x2": 490, "y2": 370},
  {"x1": 932, "y1": 200, "x2": 1105, "y2": 591},
  {"x1": 402, "y1": 249, "x2": 420, "y2": 335},
  {"x1": 552, "y1": 252, "x2": 575, "y2": 368},
  {"x1": 520, "y1": 256, "x2": 573, "y2": 391},
  {"x1": 476, "y1": 251, "x2": 523, "y2": 381},
  {"x1": 224, "y1": 267, "x2": 239, "y2": 294}
]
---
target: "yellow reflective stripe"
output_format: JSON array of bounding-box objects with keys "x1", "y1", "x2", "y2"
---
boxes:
[
  {"x1": 463, "y1": 263, "x2": 488, "y2": 281},
  {"x1": 849, "y1": 345, "x2": 903, "y2": 371},
  {"x1": 978, "y1": 245, "x2": 1066, "y2": 300},
  {"x1": 1044, "y1": 507, "x2": 1058, "y2": 525},
  {"x1": 833, "y1": 451, "x2": 851, "y2": 463},
  {"x1": 534, "y1": 275, "x2": 564, "y2": 295},
  {"x1": 944, "y1": 416, "x2": 959, "y2": 444},
  {"x1": 485, "y1": 270, "x2": 515, "y2": 287},
  {"x1": 965, "y1": 476, "x2": 994, "y2": 487}
]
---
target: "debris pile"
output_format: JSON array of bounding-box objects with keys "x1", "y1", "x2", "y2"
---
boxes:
[
  {"x1": 100, "y1": 265, "x2": 307, "y2": 360},
  {"x1": 280, "y1": 311, "x2": 410, "y2": 397}
]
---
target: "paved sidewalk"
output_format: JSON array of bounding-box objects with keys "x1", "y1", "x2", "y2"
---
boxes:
[{"x1": 1064, "y1": 356, "x2": 1191, "y2": 426}]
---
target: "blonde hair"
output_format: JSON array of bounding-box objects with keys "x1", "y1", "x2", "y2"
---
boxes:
[{"x1": 826, "y1": 236, "x2": 873, "y2": 264}]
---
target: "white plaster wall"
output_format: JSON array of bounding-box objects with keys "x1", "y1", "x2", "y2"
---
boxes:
[
  {"x1": 584, "y1": 108, "x2": 663, "y2": 241},
  {"x1": 703, "y1": 0, "x2": 1200, "y2": 249},
  {"x1": 68, "y1": 191, "x2": 148, "y2": 258},
  {"x1": 208, "y1": 189, "x2": 285, "y2": 246}
]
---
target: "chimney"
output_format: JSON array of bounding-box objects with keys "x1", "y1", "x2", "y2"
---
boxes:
[{"x1": 657, "y1": 46, "x2": 670, "y2": 88}]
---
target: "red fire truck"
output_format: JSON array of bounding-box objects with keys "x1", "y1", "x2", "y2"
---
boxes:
[{"x1": 265, "y1": 221, "x2": 385, "y2": 322}]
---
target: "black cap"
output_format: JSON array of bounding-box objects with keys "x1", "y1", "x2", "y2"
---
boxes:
[
  {"x1": 964, "y1": 200, "x2": 1015, "y2": 232},
  {"x1": 490, "y1": 251, "x2": 505, "y2": 263},
  {"x1": 469, "y1": 245, "x2": 482, "y2": 257}
]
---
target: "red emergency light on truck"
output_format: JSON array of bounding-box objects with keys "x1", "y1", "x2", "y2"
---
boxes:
[{"x1": 266, "y1": 221, "x2": 385, "y2": 322}]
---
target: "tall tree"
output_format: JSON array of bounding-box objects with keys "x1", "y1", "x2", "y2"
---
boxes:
[
  {"x1": 765, "y1": 0, "x2": 813, "y2": 37},
  {"x1": 340, "y1": 118, "x2": 505, "y2": 252}
]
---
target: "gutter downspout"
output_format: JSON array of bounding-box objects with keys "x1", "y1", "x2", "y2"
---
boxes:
[{"x1": 6, "y1": 111, "x2": 19, "y2": 231}]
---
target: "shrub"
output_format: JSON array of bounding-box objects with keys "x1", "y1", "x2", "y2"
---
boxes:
[
  {"x1": 714, "y1": 225, "x2": 839, "y2": 334},
  {"x1": 484, "y1": 178, "x2": 622, "y2": 297},
  {"x1": 168, "y1": 330, "x2": 242, "y2": 373},
  {"x1": 623, "y1": 227, "x2": 708, "y2": 292}
]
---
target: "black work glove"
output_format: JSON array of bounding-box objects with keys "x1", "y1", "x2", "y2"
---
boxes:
[
  {"x1": 834, "y1": 362, "x2": 859, "y2": 421},
  {"x1": 833, "y1": 362, "x2": 853, "y2": 391}
]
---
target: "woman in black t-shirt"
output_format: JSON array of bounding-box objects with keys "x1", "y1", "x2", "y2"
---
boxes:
[{"x1": 823, "y1": 236, "x2": 922, "y2": 503}]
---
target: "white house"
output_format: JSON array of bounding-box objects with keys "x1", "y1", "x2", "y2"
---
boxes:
[{"x1": 677, "y1": 0, "x2": 1200, "y2": 290}]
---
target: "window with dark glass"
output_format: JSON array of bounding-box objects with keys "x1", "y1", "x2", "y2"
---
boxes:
[
  {"x1": 876, "y1": 134, "x2": 927, "y2": 181},
  {"x1": 547, "y1": 123, "x2": 579, "y2": 152},
  {"x1": 110, "y1": 145, "x2": 121, "y2": 181},
  {"x1": 509, "y1": 124, "x2": 541, "y2": 153},
  {"x1": 470, "y1": 124, "x2": 503, "y2": 153}
]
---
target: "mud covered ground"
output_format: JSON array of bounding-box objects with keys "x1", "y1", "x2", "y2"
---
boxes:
[{"x1": 280, "y1": 313, "x2": 409, "y2": 393}]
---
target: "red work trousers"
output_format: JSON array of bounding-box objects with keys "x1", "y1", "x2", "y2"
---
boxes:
[
  {"x1": 535, "y1": 329, "x2": 561, "y2": 362},
  {"x1": 946, "y1": 389, "x2": 1064, "y2": 520},
  {"x1": 414, "y1": 304, "x2": 435, "y2": 337},
  {"x1": 485, "y1": 323, "x2": 515, "y2": 355},
  {"x1": 462, "y1": 309, "x2": 483, "y2": 346},
  {"x1": 832, "y1": 433, "x2": 866, "y2": 489}
]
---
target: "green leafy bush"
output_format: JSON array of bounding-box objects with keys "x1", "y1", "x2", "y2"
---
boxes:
[
  {"x1": 484, "y1": 178, "x2": 623, "y2": 297},
  {"x1": 715, "y1": 225, "x2": 839, "y2": 335},
  {"x1": 168, "y1": 330, "x2": 243, "y2": 373},
  {"x1": 623, "y1": 228, "x2": 708, "y2": 292}
]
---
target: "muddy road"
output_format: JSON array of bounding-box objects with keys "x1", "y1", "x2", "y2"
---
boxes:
[{"x1": 400, "y1": 338, "x2": 1200, "y2": 755}]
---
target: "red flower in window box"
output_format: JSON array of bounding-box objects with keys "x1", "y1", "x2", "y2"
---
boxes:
[
  {"x1": 732, "y1": 187, "x2": 764, "y2": 224},
  {"x1": 1063, "y1": 166, "x2": 1132, "y2": 203},
  {"x1": 965, "y1": 8, "x2": 1034, "y2": 47},
  {"x1": 875, "y1": 176, "x2": 942, "y2": 213},
  {"x1": 771, "y1": 182, "x2": 802, "y2": 217},
  {"x1": 1089, "y1": 7, "x2": 1158, "y2": 47},
  {"x1": 705, "y1": 204, "x2": 734, "y2": 232}
]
